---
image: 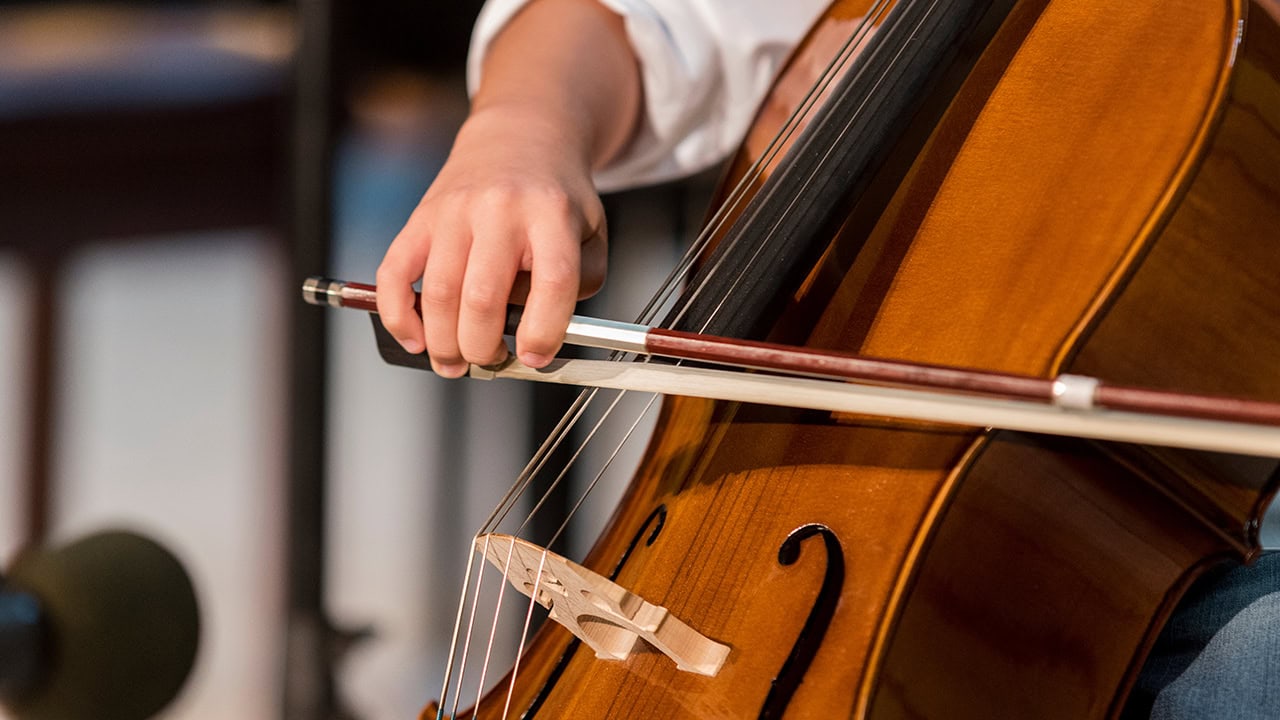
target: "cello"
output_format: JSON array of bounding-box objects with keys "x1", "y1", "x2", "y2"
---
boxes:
[{"x1": 307, "y1": 0, "x2": 1280, "y2": 716}]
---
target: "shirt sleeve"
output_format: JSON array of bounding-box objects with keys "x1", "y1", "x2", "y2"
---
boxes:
[{"x1": 467, "y1": 0, "x2": 829, "y2": 192}]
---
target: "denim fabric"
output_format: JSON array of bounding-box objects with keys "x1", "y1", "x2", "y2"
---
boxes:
[
  {"x1": 1124, "y1": 552, "x2": 1280, "y2": 719},
  {"x1": 1263, "y1": 500, "x2": 1280, "y2": 549}
]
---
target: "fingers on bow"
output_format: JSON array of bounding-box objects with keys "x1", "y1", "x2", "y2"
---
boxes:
[{"x1": 376, "y1": 198, "x2": 598, "y2": 377}]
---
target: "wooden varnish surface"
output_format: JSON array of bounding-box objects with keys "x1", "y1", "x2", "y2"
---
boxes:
[{"x1": 442, "y1": 1, "x2": 1280, "y2": 718}]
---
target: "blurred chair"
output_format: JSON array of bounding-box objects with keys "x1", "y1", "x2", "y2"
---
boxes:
[{"x1": 0, "y1": 3, "x2": 292, "y2": 545}]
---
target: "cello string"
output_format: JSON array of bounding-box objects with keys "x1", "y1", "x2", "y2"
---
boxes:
[
  {"x1": 653, "y1": 1, "x2": 942, "y2": 634},
  {"x1": 443, "y1": 387, "x2": 629, "y2": 716},
  {"x1": 510, "y1": 389, "x2": 633, "y2": 539},
  {"x1": 445, "y1": 534, "x2": 492, "y2": 720},
  {"x1": 468, "y1": 387, "x2": 632, "y2": 717},
  {"x1": 531, "y1": 0, "x2": 936, "y2": 632},
  {"x1": 670, "y1": 0, "x2": 934, "y2": 336},
  {"x1": 450, "y1": 2, "x2": 893, "y2": 710},
  {"x1": 667, "y1": 1, "x2": 961, "y2": 641},
  {"x1": 499, "y1": 392, "x2": 664, "y2": 719},
  {"x1": 456, "y1": 3, "x2": 890, "y2": 709},
  {"x1": 627, "y1": 1, "x2": 892, "y2": 330},
  {"x1": 502, "y1": 547, "x2": 554, "y2": 719},
  {"x1": 480, "y1": 388, "x2": 601, "y2": 533},
  {"x1": 472, "y1": 536, "x2": 525, "y2": 716},
  {"x1": 490, "y1": 0, "x2": 893, "y2": 548},
  {"x1": 443, "y1": 390, "x2": 622, "y2": 716},
  {"x1": 497, "y1": 0, "x2": 897, "y2": 546},
  {"x1": 437, "y1": 391, "x2": 599, "y2": 718},
  {"x1": 473, "y1": 381, "x2": 657, "y2": 718},
  {"x1": 546, "y1": 393, "x2": 662, "y2": 551},
  {"x1": 482, "y1": 0, "x2": 891, "y2": 544},
  {"x1": 442, "y1": 3, "x2": 893, "y2": 712}
]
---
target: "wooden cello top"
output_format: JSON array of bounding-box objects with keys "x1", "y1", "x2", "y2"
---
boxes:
[{"x1": 313, "y1": 1, "x2": 1280, "y2": 718}]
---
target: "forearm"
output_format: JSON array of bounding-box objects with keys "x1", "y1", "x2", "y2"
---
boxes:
[
  {"x1": 469, "y1": 0, "x2": 642, "y2": 171},
  {"x1": 377, "y1": 0, "x2": 636, "y2": 374}
]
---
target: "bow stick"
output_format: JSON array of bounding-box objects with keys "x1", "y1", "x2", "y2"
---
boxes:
[{"x1": 303, "y1": 277, "x2": 1280, "y2": 457}]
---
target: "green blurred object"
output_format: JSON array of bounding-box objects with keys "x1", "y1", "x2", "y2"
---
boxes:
[{"x1": 2, "y1": 530, "x2": 200, "y2": 720}]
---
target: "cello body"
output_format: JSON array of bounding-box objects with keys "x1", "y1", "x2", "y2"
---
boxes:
[{"x1": 445, "y1": 0, "x2": 1280, "y2": 717}]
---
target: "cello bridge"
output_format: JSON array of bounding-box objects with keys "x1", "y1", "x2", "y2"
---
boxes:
[{"x1": 476, "y1": 533, "x2": 731, "y2": 677}]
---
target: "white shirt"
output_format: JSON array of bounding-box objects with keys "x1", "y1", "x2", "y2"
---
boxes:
[
  {"x1": 470, "y1": 0, "x2": 1280, "y2": 550},
  {"x1": 468, "y1": 0, "x2": 830, "y2": 191}
]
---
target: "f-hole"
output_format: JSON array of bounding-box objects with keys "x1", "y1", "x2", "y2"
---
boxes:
[{"x1": 759, "y1": 523, "x2": 845, "y2": 720}]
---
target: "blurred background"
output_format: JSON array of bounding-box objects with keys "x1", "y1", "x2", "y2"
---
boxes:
[{"x1": 0, "y1": 1, "x2": 703, "y2": 718}]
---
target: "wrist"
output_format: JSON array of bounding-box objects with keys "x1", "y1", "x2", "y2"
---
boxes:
[
  {"x1": 459, "y1": 102, "x2": 598, "y2": 171},
  {"x1": 468, "y1": 0, "x2": 640, "y2": 170}
]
